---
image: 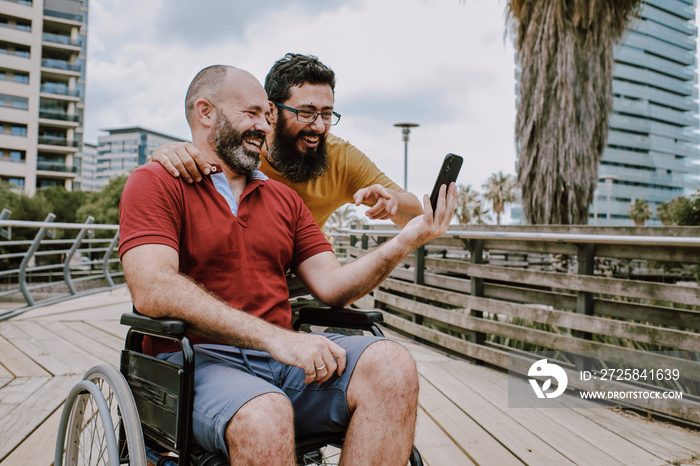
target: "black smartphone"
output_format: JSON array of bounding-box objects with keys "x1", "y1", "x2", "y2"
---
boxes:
[{"x1": 429, "y1": 153, "x2": 463, "y2": 211}]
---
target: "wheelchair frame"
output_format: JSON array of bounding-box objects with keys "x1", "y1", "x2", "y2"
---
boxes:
[{"x1": 55, "y1": 306, "x2": 423, "y2": 465}]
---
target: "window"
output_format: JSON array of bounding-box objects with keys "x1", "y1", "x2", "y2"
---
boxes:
[
  {"x1": 0, "y1": 94, "x2": 28, "y2": 110},
  {"x1": 10, "y1": 150, "x2": 25, "y2": 162},
  {"x1": 11, "y1": 125, "x2": 27, "y2": 137}
]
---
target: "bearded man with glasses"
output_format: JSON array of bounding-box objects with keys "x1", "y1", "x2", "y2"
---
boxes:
[{"x1": 153, "y1": 53, "x2": 423, "y2": 231}]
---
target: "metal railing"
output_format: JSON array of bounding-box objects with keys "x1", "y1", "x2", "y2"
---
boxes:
[{"x1": 0, "y1": 209, "x2": 124, "y2": 320}]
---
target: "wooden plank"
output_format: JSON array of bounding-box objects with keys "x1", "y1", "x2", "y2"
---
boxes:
[
  {"x1": 418, "y1": 374, "x2": 522, "y2": 465},
  {"x1": 0, "y1": 377, "x2": 52, "y2": 419},
  {"x1": 379, "y1": 282, "x2": 700, "y2": 351},
  {"x1": 41, "y1": 320, "x2": 120, "y2": 366},
  {"x1": 1, "y1": 401, "x2": 63, "y2": 466},
  {"x1": 568, "y1": 406, "x2": 700, "y2": 460},
  {"x1": 596, "y1": 243, "x2": 700, "y2": 263},
  {"x1": 418, "y1": 360, "x2": 577, "y2": 465},
  {"x1": 423, "y1": 259, "x2": 700, "y2": 305},
  {"x1": 0, "y1": 375, "x2": 77, "y2": 463},
  {"x1": 466, "y1": 361, "x2": 694, "y2": 465},
  {"x1": 414, "y1": 407, "x2": 476, "y2": 466},
  {"x1": 377, "y1": 292, "x2": 700, "y2": 381},
  {"x1": 0, "y1": 322, "x2": 101, "y2": 376},
  {"x1": 0, "y1": 334, "x2": 51, "y2": 377}
]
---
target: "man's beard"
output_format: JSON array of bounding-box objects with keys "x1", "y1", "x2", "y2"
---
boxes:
[
  {"x1": 208, "y1": 112, "x2": 263, "y2": 177},
  {"x1": 268, "y1": 112, "x2": 329, "y2": 184}
]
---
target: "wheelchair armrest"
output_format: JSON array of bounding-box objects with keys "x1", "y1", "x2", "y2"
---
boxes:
[
  {"x1": 120, "y1": 312, "x2": 187, "y2": 337},
  {"x1": 297, "y1": 306, "x2": 384, "y2": 328}
]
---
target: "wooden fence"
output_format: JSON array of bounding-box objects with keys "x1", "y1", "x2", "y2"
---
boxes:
[{"x1": 344, "y1": 224, "x2": 700, "y2": 425}]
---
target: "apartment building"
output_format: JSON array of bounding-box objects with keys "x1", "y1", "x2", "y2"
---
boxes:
[
  {"x1": 0, "y1": 0, "x2": 88, "y2": 195},
  {"x1": 95, "y1": 127, "x2": 186, "y2": 189}
]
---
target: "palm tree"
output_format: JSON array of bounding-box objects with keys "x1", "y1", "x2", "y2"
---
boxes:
[
  {"x1": 656, "y1": 201, "x2": 674, "y2": 226},
  {"x1": 507, "y1": 0, "x2": 642, "y2": 224},
  {"x1": 471, "y1": 204, "x2": 492, "y2": 225},
  {"x1": 455, "y1": 184, "x2": 481, "y2": 224},
  {"x1": 326, "y1": 205, "x2": 362, "y2": 233},
  {"x1": 483, "y1": 172, "x2": 517, "y2": 225},
  {"x1": 629, "y1": 199, "x2": 651, "y2": 226}
]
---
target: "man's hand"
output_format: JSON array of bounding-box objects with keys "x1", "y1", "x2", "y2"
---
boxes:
[
  {"x1": 152, "y1": 142, "x2": 210, "y2": 183},
  {"x1": 266, "y1": 332, "x2": 347, "y2": 385},
  {"x1": 353, "y1": 184, "x2": 398, "y2": 221},
  {"x1": 395, "y1": 182, "x2": 457, "y2": 249}
]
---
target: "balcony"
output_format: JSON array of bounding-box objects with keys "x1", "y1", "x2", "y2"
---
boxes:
[
  {"x1": 36, "y1": 161, "x2": 77, "y2": 173},
  {"x1": 40, "y1": 84, "x2": 80, "y2": 98},
  {"x1": 37, "y1": 136, "x2": 79, "y2": 148},
  {"x1": 39, "y1": 110, "x2": 80, "y2": 123},
  {"x1": 42, "y1": 32, "x2": 82, "y2": 48},
  {"x1": 43, "y1": 9, "x2": 82, "y2": 23},
  {"x1": 41, "y1": 58, "x2": 80, "y2": 73}
]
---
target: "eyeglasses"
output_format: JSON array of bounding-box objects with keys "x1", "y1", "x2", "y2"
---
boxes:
[{"x1": 273, "y1": 102, "x2": 341, "y2": 126}]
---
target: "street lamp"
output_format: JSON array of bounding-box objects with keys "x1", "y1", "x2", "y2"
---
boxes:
[
  {"x1": 600, "y1": 175, "x2": 617, "y2": 225},
  {"x1": 394, "y1": 122, "x2": 419, "y2": 190}
]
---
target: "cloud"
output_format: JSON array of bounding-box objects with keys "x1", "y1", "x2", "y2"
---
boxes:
[
  {"x1": 84, "y1": 0, "x2": 519, "y2": 209},
  {"x1": 152, "y1": 0, "x2": 344, "y2": 47}
]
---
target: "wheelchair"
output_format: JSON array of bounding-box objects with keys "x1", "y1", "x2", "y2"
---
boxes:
[{"x1": 54, "y1": 305, "x2": 424, "y2": 465}]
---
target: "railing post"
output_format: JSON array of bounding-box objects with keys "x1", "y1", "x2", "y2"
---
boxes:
[
  {"x1": 470, "y1": 239, "x2": 486, "y2": 347},
  {"x1": 361, "y1": 224, "x2": 369, "y2": 251},
  {"x1": 414, "y1": 245, "x2": 425, "y2": 286},
  {"x1": 19, "y1": 213, "x2": 56, "y2": 306},
  {"x1": 63, "y1": 216, "x2": 95, "y2": 295},
  {"x1": 575, "y1": 243, "x2": 596, "y2": 372},
  {"x1": 102, "y1": 230, "x2": 120, "y2": 287}
]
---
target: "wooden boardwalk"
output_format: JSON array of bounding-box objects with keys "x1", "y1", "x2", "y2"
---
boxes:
[{"x1": 0, "y1": 289, "x2": 699, "y2": 465}]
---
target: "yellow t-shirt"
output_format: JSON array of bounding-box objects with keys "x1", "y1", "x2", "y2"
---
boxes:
[{"x1": 260, "y1": 134, "x2": 401, "y2": 229}]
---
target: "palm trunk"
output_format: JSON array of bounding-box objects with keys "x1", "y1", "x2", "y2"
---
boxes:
[{"x1": 508, "y1": 0, "x2": 641, "y2": 224}]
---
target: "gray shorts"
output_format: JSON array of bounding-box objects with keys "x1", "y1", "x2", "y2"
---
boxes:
[{"x1": 159, "y1": 333, "x2": 382, "y2": 456}]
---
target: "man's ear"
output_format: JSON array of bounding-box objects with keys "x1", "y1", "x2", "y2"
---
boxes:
[
  {"x1": 195, "y1": 99, "x2": 215, "y2": 128},
  {"x1": 268, "y1": 100, "x2": 278, "y2": 126}
]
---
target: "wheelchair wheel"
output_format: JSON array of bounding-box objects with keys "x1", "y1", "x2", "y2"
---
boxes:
[{"x1": 55, "y1": 364, "x2": 146, "y2": 466}]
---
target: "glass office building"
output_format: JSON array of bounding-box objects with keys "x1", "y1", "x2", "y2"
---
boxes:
[
  {"x1": 94, "y1": 127, "x2": 185, "y2": 189},
  {"x1": 592, "y1": 0, "x2": 700, "y2": 225}
]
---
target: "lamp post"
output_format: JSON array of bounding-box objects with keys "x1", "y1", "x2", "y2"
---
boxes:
[
  {"x1": 600, "y1": 175, "x2": 617, "y2": 225},
  {"x1": 394, "y1": 122, "x2": 419, "y2": 190}
]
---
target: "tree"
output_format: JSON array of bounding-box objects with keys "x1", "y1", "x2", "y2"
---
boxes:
[
  {"x1": 455, "y1": 184, "x2": 481, "y2": 224},
  {"x1": 483, "y1": 172, "x2": 517, "y2": 225},
  {"x1": 325, "y1": 205, "x2": 363, "y2": 233},
  {"x1": 36, "y1": 185, "x2": 93, "y2": 223},
  {"x1": 507, "y1": 0, "x2": 642, "y2": 224},
  {"x1": 668, "y1": 191, "x2": 700, "y2": 226},
  {"x1": 656, "y1": 201, "x2": 675, "y2": 226},
  {"x1": 628, "y1": 199, "x2": 651, "y2": 226},
  {"x1": 471, "y1": 204, "x2": 492, "y2": 225},
  {"x1": 76, "y1": 175, "x2": 128, "y2": 227}
]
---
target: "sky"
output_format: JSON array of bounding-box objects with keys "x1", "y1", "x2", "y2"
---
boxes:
[{"x1": 83, "y1": 0, "x2": 518, "y2": 205}]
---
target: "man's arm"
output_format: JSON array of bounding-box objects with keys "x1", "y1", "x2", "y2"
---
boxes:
[
  {"x1": 353, "y1": 184, "x2": 423, "y2": 227},
  {"x1": 122, "y1": 243, "x2": 346, "y2": 384},
  {"x1": 296, "y1": 183, "x2": 457, "y2": 307}
]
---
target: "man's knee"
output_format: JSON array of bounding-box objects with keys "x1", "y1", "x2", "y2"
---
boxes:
[
  {"x1": 225, "y1": 392, "x2": 294, "y2": 456},
  {"x1": 351, "y1": 340, "x2": 419, "y2": 402}
]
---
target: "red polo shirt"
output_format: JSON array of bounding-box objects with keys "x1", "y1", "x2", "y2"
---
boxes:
[{"x1": 119, "y1": 162, "x2": 333, "y2": 354}]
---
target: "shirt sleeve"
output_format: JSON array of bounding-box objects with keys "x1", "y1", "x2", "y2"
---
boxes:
[
  {"x1": 290, "y1": 195, "x2": 334, "y2": 269},
  {"x1": 118, "y1": 163, "x2": 184, "y2": 259}
]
